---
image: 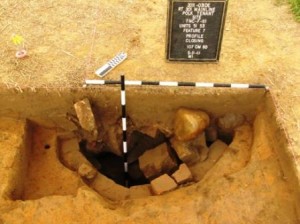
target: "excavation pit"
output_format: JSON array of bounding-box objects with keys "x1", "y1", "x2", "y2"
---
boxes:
[{"x1": 0, "y1": 86, "x2": 299, "y2": 222}]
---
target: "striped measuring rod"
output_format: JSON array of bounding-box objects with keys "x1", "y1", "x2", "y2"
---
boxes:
[
  {"x1": 120, "y1": 75, "x2": 129, "y2": 187},
  {"x1": 85, "y1": 79, "x2": 269, "y2": 90}
]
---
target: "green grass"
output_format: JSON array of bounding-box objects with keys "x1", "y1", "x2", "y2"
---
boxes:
[{"x1": 289, "y1": 0, "x2": 300, "y2": 21}]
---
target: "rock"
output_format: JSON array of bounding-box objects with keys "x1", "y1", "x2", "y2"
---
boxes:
[
  {"x1": 78, "y1": 163, "x2": 97, "y2": 180},
  {"x1": 205, "y1": 125, "x2": 218, "y2": 142},
  {"x1": 104, "y1": 117, "x2": 135, "y2": 157},
  {"x1": 156, "y1": 124, "x2": 173, "y2": 138},
  {"x1": 139, "y1": 143, "x2": 177, "y2": 179},
  {"x1": 170, "y1": 137, "x2": 200, "y2": 165},
  {"x1": 150, "y1": 174, "x2": 177, "y2": 195},
  {"x1": 209, "y1": 140, "x2": 228, "y2": 162},
  {"x1": 127, "y1": 130, "x2": 165, "y2": 164},
  {"x1": 140, "y1": 124, "x2": 171, "y2": 139},
  {"x1": 106, "y1": 124, "x2": 123, "y2": 156},
  {"x1": 193, "y1": 133, "x2": 209, "y2": 162},
  {"x1": 90, "y1": 173, "x2": 129, "y2": 201},
  {"x1": 171, "y1": 163, "x2": 193, "y2": 184},
  {"x1": 140, "y1": 125, "x2": 160, "y2": 138},
  {"x1": 189, "y1": 140, "x2": 227, "y2": 181},
  {"x1": 218, "y1": 113, "x2": 245, "y2": 131},
  {"x1": 171, "y1": 132, "x2": 209, "y2": 164},
  {"x1": 129, "y1": 184, "x2": 152, "y2": 199},
  {"x1": 174, "y1": 108, "x2": 210, "y2": 141},
  {"x1": 74, "y1": 98, "x2": 98, "y2": 140}
]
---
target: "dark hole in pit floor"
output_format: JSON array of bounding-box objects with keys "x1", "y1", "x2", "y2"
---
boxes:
[
  {"x1": 79, "y1": 130, "x2": 167, "y2": 187},
  {"x1": 79, "y1": 126, "x2": 234, "y2": 187}
]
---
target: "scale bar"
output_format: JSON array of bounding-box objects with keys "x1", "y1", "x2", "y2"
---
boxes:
[
  {"x1": 85, "y1": 79, "x2": 268, "y2": 90},
  {"x1": 120, "y1": 75, "x2": 129, "y2": 187}
]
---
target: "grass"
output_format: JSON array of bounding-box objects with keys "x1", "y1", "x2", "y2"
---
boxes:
[{"x1": 289, "y1": 0, "x2": 300, "y2": 21}]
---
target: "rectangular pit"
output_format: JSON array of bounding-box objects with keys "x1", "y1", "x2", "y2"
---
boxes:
[{"x1": 0, "y1": 86, "x2": 299, "y2": 221}]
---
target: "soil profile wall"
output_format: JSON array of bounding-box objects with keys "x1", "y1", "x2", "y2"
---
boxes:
[{"x1": 0, "y1": 87, "x2": 266, "y2": 130}]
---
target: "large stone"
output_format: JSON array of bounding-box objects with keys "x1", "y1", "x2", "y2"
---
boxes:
[
  {"x1": 74, "y1": 98, "x2": 98, "y2": 140},
  {"x1": 104, "y1": 117, "x2": 135, "y2": 156},
  {"x1": 139, "y1": 143, "x2": 177, "y2": 179},
  {"x1": 205, "y1": 125, "x2": 218, "y2": 142},
  {"x1": 174, "y1": 108, "x2": 210, "y2": 141},
  {"x1": 106, "y1": 124, "x2": 123, "y2": 156},
  {"x1": 193, "y1": 132, "x2": 209, "y2": 162},
  {"x1": 171, "y1": 163, "x2": 193, "y2": 184},
  {"x1": 170, "y1": 133, "x2": 209, "y2": 165},
  {"x1": 190, "y1": 140, "x2": 228, "y2": 181},
  {"x1": 218, "y1": 113, "x2": 245, "y2": 131},
  {"x1": 170, "y1": 137, "x2": 200, "y2": 165},
  {"x1": 127, "y1": 130, "x2": 165, "y2": 164},
  {"x1": 150, "y1": 174, "x2": 177, "y2": 195}
]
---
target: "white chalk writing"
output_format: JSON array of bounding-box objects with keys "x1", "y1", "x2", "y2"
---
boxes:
[{"x1": 177, "y1": 3, "x2": 216, "y2": 59}]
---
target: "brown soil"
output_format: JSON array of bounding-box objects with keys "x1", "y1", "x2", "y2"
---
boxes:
[{"x1": 0, "y1": 0, "x2": 299, "y2": 223}]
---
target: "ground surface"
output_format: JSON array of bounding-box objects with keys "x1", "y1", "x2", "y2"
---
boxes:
[{"x1": 0, "y1": 0, "x2": 300, "y2": 223}]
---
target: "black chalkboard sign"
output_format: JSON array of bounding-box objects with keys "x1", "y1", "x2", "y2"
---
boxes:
[{"x1": 167, "y1": 0, "x2": 228, "y2": 62}]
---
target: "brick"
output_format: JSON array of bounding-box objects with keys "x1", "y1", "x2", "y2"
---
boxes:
[
  {"x1": 74, "y1": 98, "x2": 98, "y2": 140},
  {"x1": 171, "y1": 163, "x2": 193, "y2": 184},
  {"x1": 150, "y1": 174, "x2": 177, "y2": 195}
]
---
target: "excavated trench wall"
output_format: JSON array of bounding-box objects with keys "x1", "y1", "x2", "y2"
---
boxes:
[{"x1": 0, "y1": 87, "x2": 299, "y2": 216}]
